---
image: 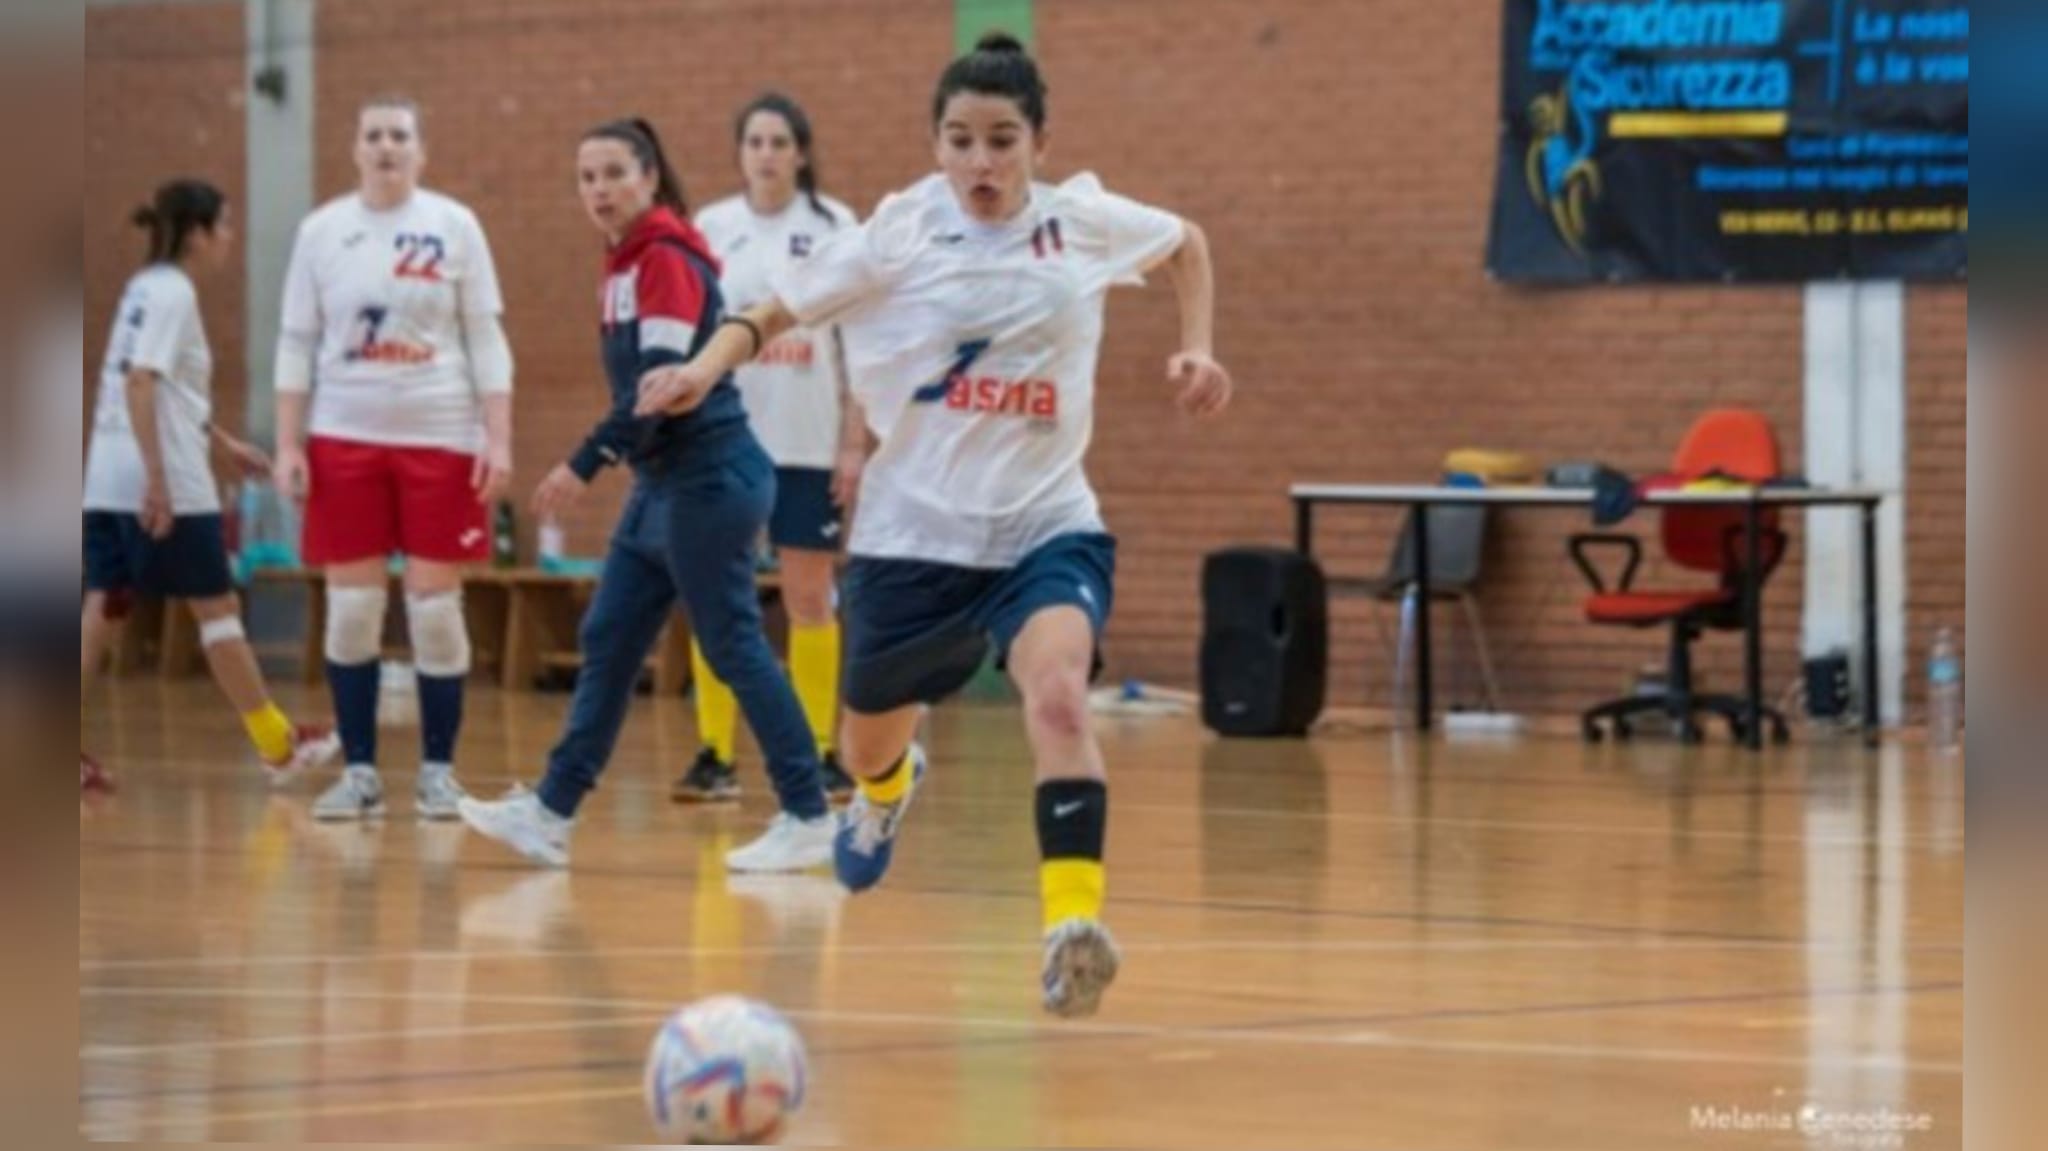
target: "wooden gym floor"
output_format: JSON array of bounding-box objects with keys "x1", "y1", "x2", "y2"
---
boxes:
[{"x1": 80, "y1": 680, "x2": 1963, "y2": 1147}]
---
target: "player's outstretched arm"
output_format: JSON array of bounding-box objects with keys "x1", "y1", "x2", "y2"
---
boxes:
[
  {"x1": 1161, "y1": 221, "x2": 1232, "y2": 419},
  {"x1": 634, "y1": 300, "x2": 798, "y2": 418}
]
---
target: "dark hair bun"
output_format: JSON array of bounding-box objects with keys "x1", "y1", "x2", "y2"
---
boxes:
[{"x1": 975, "y1": 31, "x2": 1028, "y2": 55}]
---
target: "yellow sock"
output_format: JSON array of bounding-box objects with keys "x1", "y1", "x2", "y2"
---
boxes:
[
  {"x1": 1042, "y1": 860, "x2": 1107, "y2": 932},
  {"x1": 243, "y1": 703, "x2": 295, "y2": 764},
  {"x1": 691, "y1": 640, "x2": 738, "y2": 764},
  {"x1": 789, "y1": 621, "x2": 841, "y2": 755},
  {"x1": 859, "y1": 751, "x2": 915, "y2": 804}
]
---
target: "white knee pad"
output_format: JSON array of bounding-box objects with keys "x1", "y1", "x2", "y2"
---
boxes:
[
  {"x1": 324, "y1": 585, "x2": 388, "y2": 666},
  {"x1": 406, "y1": 591, "x2": 471, "y2": 678},
  {"x1": 197, "y1": 615, "x2": 246, "y2": 649}
]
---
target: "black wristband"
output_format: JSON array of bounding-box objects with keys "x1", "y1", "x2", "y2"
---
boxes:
[{"x1": 721, "y1": 316, "x2": 764, "y2": 358}]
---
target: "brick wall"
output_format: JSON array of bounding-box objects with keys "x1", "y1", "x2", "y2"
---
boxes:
[{"x1": 83, "y1": 0, "x2": 1968, "y2": 720}]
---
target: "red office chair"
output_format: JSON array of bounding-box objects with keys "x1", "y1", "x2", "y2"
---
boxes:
[{"x1": 1570, "y1": 410, "x2": 1792, "y2": 745}]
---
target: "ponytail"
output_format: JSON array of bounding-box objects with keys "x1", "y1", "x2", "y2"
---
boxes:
[{"x1": 131, "y1": 180, "x2": 226, "y2": 265}]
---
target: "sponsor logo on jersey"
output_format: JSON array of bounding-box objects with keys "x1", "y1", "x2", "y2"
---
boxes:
[
  {"x1": 789, "y1": 233, "x2": 814, "y2": 258},
  {"x1": 910, "y1": 339, "x2": 1058, "y2": 424}
]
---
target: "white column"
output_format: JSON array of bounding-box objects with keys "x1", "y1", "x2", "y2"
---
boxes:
[
  {"x1": 244, "y1": 0, "x2": 315, "y2": 443},
  {"x1": 1803, "y1": 282, "x2": 1906, "y2": 725}
]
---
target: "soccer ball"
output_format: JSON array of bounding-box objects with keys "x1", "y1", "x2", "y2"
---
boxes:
[{"x1": 643, "y1": 997, "x2": 808, "y2": 1145}]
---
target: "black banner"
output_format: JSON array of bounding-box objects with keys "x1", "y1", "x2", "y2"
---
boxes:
[{"x1": 1488, "y1": 0, "x2": 1969, "y2": 283}]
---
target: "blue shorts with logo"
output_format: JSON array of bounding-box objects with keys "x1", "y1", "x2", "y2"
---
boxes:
[
  {"x1": 841, "y1": 532, "x2": 1116, "y2": 714},
  {"x1": 82, "y1": 512, "x2": 234, "y2": 600},
  {"x1": 769, "y1": 467, "x2": 843, "y2": 553}
]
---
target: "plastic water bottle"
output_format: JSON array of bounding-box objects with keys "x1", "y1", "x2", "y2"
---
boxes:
[
  {"x1": 538, "y1": 515, "x2": 566, "y2": 571},
  {"x1": 1927, "y1": 627, "x2": 1961, "y2": 755}
]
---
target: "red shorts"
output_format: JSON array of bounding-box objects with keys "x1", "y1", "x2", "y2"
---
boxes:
[{"x1": 302, "y1": 436, "x2": 489, "y2": 566}]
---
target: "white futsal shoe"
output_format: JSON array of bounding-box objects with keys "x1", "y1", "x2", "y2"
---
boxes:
[
  {"x1": 725, "y1": 813, "x2": 836, "y2": 874},
  {"x1": 458, "y1": 785, "x2": 573, "y2": 869}
]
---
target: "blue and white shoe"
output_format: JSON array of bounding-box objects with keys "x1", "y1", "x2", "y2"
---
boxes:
[{"x1": 833, "y1": 744, "x2": 927, "y2": 893}]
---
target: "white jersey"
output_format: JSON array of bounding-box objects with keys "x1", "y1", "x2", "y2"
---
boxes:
[
  {"x1": 82, "y1": 265, "x2": 220, "y2": 515},
  {"x1": 279, "y1": 189, "x2": 503, "y2": 451},
  {"x1": 773, "y1": 173, "x2": 1186, "y2": 568},
  {"x1": 697, "y1": 193, "x2": 856, "y2": 470}
]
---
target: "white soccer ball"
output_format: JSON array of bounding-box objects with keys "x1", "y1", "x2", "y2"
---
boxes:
[{"x1": 643, "y1": 997, "x2": 808, "y2": 1145}]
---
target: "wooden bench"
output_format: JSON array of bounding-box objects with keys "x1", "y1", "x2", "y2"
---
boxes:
[{"x1": 234, "y1": 566, "x2": 784, "y2": 695}]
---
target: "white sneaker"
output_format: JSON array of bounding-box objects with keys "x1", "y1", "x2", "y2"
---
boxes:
[
  {"x1": 725, "y1": 813, "x2": 836, "y2": 874},
  {"x1": 311, "y1": 766, "x2": 386, "y2": 822},
  {"x1": 262, "y1": 724, "x2": 342, "y2": 788},
  {"x1": 416, "y1": 766, "x2": 468, "y2": 821},
  {"x1": 459, "y1": 787, "x2": 572, "y2": 868},
  {"x1": 1043, "y1": 919, "x2": 1123, "y2": 1019}
]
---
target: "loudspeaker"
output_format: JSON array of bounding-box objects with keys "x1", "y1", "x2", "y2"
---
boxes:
[{"x1": 1200, "y1": 548, "x2": 1328, "y2": 737}]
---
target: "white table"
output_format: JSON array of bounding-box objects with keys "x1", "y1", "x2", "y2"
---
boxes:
[{"x1": 1289, "y1": 484, "x2": 1890, "y2": 749}]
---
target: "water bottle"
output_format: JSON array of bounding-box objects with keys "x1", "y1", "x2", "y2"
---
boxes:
[
  {"x1": 491, "y1": 501, "x2": 518, "y2": 569},
  {"x1": 538, "y1": 515, "x2": 567, "y2": 572},
  {"x1": 1927, "y1": 627, "x2": 1961, "y2": 755}
]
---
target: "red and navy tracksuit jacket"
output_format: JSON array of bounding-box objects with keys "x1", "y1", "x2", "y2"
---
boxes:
[{"x1": 570, "y1": 206, "x2": 749, "y2": 481}]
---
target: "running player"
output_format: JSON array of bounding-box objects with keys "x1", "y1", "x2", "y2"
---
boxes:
[
  {"x1": 82, "y1": 179, "x2": 341, "y2": 792},
  {"x1": 270, "y1": 97, "x2": 515, "y2": 821},
  {"x1": 679, "y1": 93, "x2": 861, "y2": 806},
  {"x1": 638, "y1": 34, "x2": 1234, "y2": 1015}
]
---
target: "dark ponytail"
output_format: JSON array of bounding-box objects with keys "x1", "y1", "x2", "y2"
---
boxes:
[
  {"x1": 584, "y1": 117, "x2": 690, "y2": 217},
  {"x1": 735, "y1": 92, "x2": 838, "y2": 226},
  {"x1": 933, "y1": 30, "x2": 1048, "y2": 132},
  {"x1": 132, "y1": 179, "x2": 227, "y2": 265}
]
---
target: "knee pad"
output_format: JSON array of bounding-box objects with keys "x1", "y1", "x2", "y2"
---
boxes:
[
  {"x1": 406, "y1": 591, "x2": 471, "y2": 678},
  {"x1": 197, "y1": 615, "x2": 247, "y2": 649},
  {"x1": 324, "y1": 585, "x2": 388, "y2": 666}
]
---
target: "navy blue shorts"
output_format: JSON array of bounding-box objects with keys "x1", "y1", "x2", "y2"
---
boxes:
[
  {"x1": 841, "y1": 532, "x2": 1116, "y2": 714},
  {"x1": 768, "y1": 467, "x2": 843, "y2": 553},
  {"x1": 82, "y1": 512, "x2": 234, "y2": 600}
]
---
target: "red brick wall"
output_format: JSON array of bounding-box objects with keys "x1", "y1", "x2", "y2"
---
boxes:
[
  {"x1": 83, "y1": 4, "x2": 248, "y2": 443},
  {"x1": 1906, "y1": 286, "x2": 1969, "y2": 717},
  {"x1": 84, "y1": 0, "x2": 1969, "y2": 721}
]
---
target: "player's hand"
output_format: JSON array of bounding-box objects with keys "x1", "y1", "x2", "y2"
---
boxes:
[
  {"x1": 635, "y1": 362, "x2": 719, "y2": 418},
  {"x1": 831, "y1": 447, "x2": 866, "y2": 511},
  {"x1": 1168, "y1": 351, "x2": 1233, "y2": 419},
  {"x1": 224, "y1": 437, "x2": 273, "y2": 480},
  {"x1": 531, "y1": 463, "x2": 587, "y2": 521},
  {"x1": 473, "y1": 440, "x2": 514, "y2": 506},
  {"x1": 140, "y1": 480, "x2": 174, "y2": 541},
  {"x1": 273, "y1": 446, "x2": 311, "y2": 505}
]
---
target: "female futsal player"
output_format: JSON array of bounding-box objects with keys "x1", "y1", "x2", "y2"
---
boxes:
[
  {"x1": 679, "y1": 92, "x2": 862, "y2": 806},
  {"x1": 638, "y1": 35, "x2": 1234, "y2": 1016},
  {"x1": 271, "y1": 97, "x2": 515, "y2": 821},
  {"x1": 83, "y1": 179, "x2": 339, "y2": 791}
]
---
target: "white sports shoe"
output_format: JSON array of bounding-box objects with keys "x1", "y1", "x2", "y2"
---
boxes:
[
  {"x1": 261, "y1": 724, "x2": 342, "y2": 788},
  {"x1": 458, "y1": 786, "x2": 573, "y2": 868},
  {"x1": 1042, "y1": 919, "x2": 1123, "y2": 1019},
  {"x1": 725, "y1": 813, "x2": 836, "y2": 874},
  {"x1": 311, "y1": 766, "x2": 386, "y2": 822},
  {"x1": 415, "y1": 766, "x2": 468, "y2": 821}
]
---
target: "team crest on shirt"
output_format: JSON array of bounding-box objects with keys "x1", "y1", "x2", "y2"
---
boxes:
[
  {"x1": 1030, "y1": 218, "x2": 1066, "y2": 260},
  {"x1": 789, "y1": 233, "x2": 813, "y2": 258}
]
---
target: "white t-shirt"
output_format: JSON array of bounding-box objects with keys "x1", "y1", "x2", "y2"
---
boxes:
[
  {"x1": 279, "y1": 189, "x2": 503, "y2": 452},
  {"x1": 82, "y1": 265, "x2": 219, "y2": 515},
  {"x1": 697, "y1": 193, "x2": 856, "y2": 470},
  {"x1": 772, "y1": 173, "x2": 1186, "y2": 568}
]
